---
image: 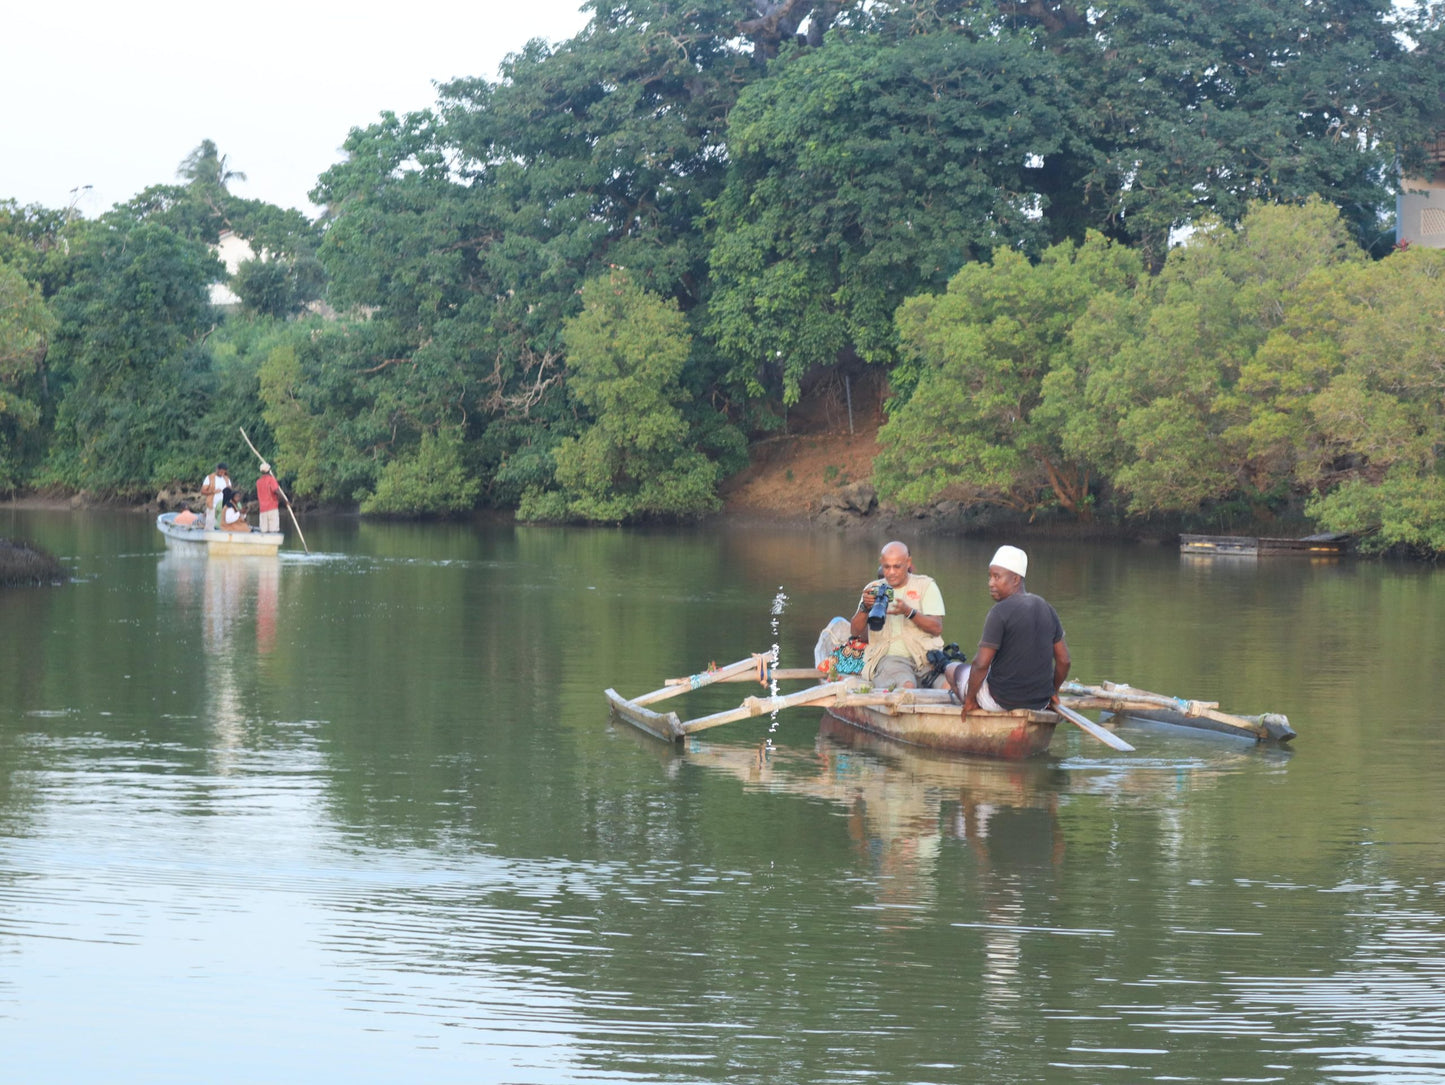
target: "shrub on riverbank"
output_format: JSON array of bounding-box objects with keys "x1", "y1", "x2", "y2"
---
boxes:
[{"x1": 0, "y1": 538, "x2": 67, "y2": 585}]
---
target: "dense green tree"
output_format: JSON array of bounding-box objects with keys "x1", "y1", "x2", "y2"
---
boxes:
[
  {"x1": 309, "y1": 1, "x2": 767, "y2": 509},
  {"x1": 707, "y1": 29, "x2": 1082, "y2": 405},
  {"x1": 0, "y1": 259, "x2": 55, "y2": 489},
  {"x1": 1300, "y1": 247, "x2": 1445, "y2": 551},
  {"x1": 0, "y1": 201, "x2": 67, "y2": 285},
  {"x1": 256, "y1": 320, "x2": 424, "y2": 505},
  {"x1": 966, "y1": 0, "x2": 1445, "y2": 262},
  {"x1": 231, "y1": 255, "x2": 325, "y2": 319},
  {"x1": 518, "y1": 271, "x2": 725, "y2": 522},
  {"x1": 361, "y1": 427, "x2": 480, "y2": 515},
  {"x1": 1062, "y1": 199, "x2": 1366, "y2": 515},
  {"x1": 43, "y1": 215, "x2": 224, "y2": 493},
  {"x1": 876, "y1": 233, "x2": 1142, "y2": 518}
]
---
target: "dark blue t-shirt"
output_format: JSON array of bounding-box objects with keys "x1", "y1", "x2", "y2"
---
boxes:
[{"x1": 979, "y1": 590, "x2": 1065, "y2": 709}]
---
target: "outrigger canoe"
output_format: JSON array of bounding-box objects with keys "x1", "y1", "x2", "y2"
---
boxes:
[
  {"x1": 156, "y1": 511, "x2": 284, "y2": 555},
  {"x1": 605, "y1": 628, "x2": 1294, "y2": 760}
]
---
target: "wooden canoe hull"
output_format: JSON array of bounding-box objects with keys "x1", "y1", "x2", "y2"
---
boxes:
[
  {"x1": 824, "y1": 700, "x2": 1059, "y2": 760},
  {"x1": 156, "y1": 512, "x2": 283, "y2": 555}
]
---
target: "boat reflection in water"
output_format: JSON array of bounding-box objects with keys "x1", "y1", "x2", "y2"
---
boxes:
[
  {"x1": 676, "y1": 715, "x2": 1070, "y2": 921},
  {"x1": 156, "y1": 551, "x2": 281, "y2": 773}
]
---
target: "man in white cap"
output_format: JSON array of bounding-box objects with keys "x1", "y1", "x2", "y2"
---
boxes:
[
  {"x1": 950, "y1": 545, "x2": 1070, "y2": 715},
  {"x1": 848, "y1": 540, "x2": 949, "y2": 690},
  {"x1": 254, "y1": 462, "x2": 286, "y2": 535}
]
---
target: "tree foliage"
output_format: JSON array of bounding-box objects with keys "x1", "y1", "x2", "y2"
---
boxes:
[
  {"x1": 0, "y1": 258, "x2": 55, "y2": 489},
  {"x1": 519, "y1": 271, "x2": 726, "y2": 523},
  {"x1": 991, "y1": 0, "x2": 1445, "y2": 262},
  {"x1": 43, "y1": 215, "x2": 224, "y2": 493},
  {"x1": 361, "y1": 428, "x2": 480, "y2": 516},
  {"x1": 1300, "y1": 247, "x2": 1445, "y2": 551},
  {"x1": 1063, "y1": 199, "x2": 1366, "y2": 514},
  {"x1": 707, "y1": 29, "x2": 1082, "y2": 404},
  {"x1": 877, "y1": 233, "x2": 1143, "y2": 518},
  {"x1": 2, "y1": 0, "x2": 1444, "y2": 543}
]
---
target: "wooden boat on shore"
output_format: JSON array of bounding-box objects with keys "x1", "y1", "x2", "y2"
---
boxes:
[
  {"x1": 156, "y1": 512, "x2": 284, "y2": 555},
  {"x1": 1180, "y1": 532, "x2": 1350, "y2": 556}
]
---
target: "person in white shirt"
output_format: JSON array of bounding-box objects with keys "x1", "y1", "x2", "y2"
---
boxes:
[
  {"x1": 200, "y1": 463, "x2": 229, "y2": 530},
  {"x1": 219, "y1": 487, "x2": 252, "y2": 532}
]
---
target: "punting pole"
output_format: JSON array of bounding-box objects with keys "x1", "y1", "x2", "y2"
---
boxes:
[{"x1": 239, "y1": 428, "x2": 309, "y2": 553}]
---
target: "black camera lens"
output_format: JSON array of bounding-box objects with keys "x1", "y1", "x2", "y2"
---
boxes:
[{"x1": 866, "y1": 585, "x2": 892, "y2": 631}]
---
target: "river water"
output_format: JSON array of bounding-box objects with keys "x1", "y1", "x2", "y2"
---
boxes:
[{"x1": 2, "y1": 509, "x2": 1443, "y2": 1084}]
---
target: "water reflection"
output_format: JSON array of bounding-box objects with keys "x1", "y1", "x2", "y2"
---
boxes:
[
  {"x1": 682, "y1": 717, "x2": 1070, "y2": 923},
  {"x1": 5, "y1": 512, "x2": 1445, "y2": 1085},
  {"x1": 157, "y1": 551, "x2": 282, "y2": 773}
]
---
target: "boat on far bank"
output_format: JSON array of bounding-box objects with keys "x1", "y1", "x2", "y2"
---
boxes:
[
  {"x1": 156, "y1": 511, "x2": 284, "y2": 555},
  {"x1": 1180, "y1": 532, "x2": 1351, "y2": 556}
]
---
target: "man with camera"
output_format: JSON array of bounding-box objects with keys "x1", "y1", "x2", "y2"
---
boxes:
[{"x1": 848, "y1": 541, "x2": 950, "y2": 690}]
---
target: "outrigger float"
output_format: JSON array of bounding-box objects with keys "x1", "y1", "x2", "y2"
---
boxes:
[{"x1": 606, "y1": 641, "x2": 1294, "y2": 760}]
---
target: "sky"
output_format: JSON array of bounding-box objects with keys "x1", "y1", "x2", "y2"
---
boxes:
[{"x1": 1, "y1": 0, "x2": 591, "y2": 220}]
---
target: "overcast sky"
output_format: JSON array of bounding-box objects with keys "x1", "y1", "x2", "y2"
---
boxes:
[{"x1": 1, "y1": 0, "x2": 591, "y2": 220}]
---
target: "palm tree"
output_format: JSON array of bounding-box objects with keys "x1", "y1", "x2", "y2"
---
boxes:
[
  {"x1": 177, "y1": 139, "x2": 247, "y2": 193},
  {"x1": 177, "y1": 139, "x2": 248, "y2": 228}
]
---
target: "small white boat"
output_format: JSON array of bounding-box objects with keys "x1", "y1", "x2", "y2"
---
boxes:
[{"x1": 156, "y1": 512, "x2": 284, "y2": 555}]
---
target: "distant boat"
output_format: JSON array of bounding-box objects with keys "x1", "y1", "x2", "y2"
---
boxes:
[
  {"x1": 156, "y1": 511, "x2": 283, "y2": 555},
  {"x1": 1180, "y1": 532, "x2": 1351, "y2": 556}
]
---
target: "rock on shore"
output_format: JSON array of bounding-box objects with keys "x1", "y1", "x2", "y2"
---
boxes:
[{"x1": 0, "y1": 538, "x2": 67, "y2": 586}]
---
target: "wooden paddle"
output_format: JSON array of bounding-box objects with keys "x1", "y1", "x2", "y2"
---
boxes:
[
  {"x1": 1054, "y1": 702, "x2": 1136, "y2": 752},
  {"x1": 239, "y1": 428, "x2": 309, "y2": 553}
]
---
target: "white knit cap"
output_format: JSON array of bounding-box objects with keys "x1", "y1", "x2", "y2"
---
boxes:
[{"x1": 990, "y1": 545, "x2": 1028, "y2": 578}]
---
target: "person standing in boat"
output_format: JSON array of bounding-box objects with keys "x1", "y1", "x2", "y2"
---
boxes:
[
  {"x1": 219, "y1": 487, "x2": 252, "y2": 532},
  {"x1": 849, "y1": 540, "x2": 948, "y2": 690},
  {"x1": 200, "y1": 462, "x2": 229, "y2": 530},
  {"x1": 254, "y1": 462, "x2": 286, "y2": 535},
  {"x1": 951, "y1": 545, "x2": 1070, "y2": 716}
]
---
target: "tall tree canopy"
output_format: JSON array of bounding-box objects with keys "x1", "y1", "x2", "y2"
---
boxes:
[
  {"x1": 44, "y1": 214, "x2": 224, "y2": 491},
  {"x1": 3, "y1": 0, "x2": 1444, "y2": 544},
  {"x1": 707, "y1": 28, "x2": 1082, "y2": 404}
]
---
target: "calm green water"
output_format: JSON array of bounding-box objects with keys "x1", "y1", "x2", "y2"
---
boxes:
[{"x1": 2, "y1": 510, "x2": 1444, "y2": 1084}]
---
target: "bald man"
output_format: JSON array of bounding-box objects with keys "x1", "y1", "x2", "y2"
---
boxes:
[{"x1": 848, "y1": 540, "x2": 948, "y2": 690}]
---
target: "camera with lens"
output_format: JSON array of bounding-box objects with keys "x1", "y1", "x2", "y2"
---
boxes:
[
  {"x1": 866, "y1": 583, "x2": 894, "y2": 631},
  {"x1": 925, "y1": 643, "x2": 968, "y2": 677}
]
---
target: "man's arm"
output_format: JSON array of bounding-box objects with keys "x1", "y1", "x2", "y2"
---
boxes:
[
  {"x1": 1049, "y1": 639, "x2": 1071, "y2": 706},
  {"x1": 848, "y1": 584, "x2": 877, "y2": 638},
  {"x1": 894, "y1": 603, "x2": 942, "y2": 637},
  {"x1": 960, "y1": 644, "x2": 995, "y2": 714}
]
